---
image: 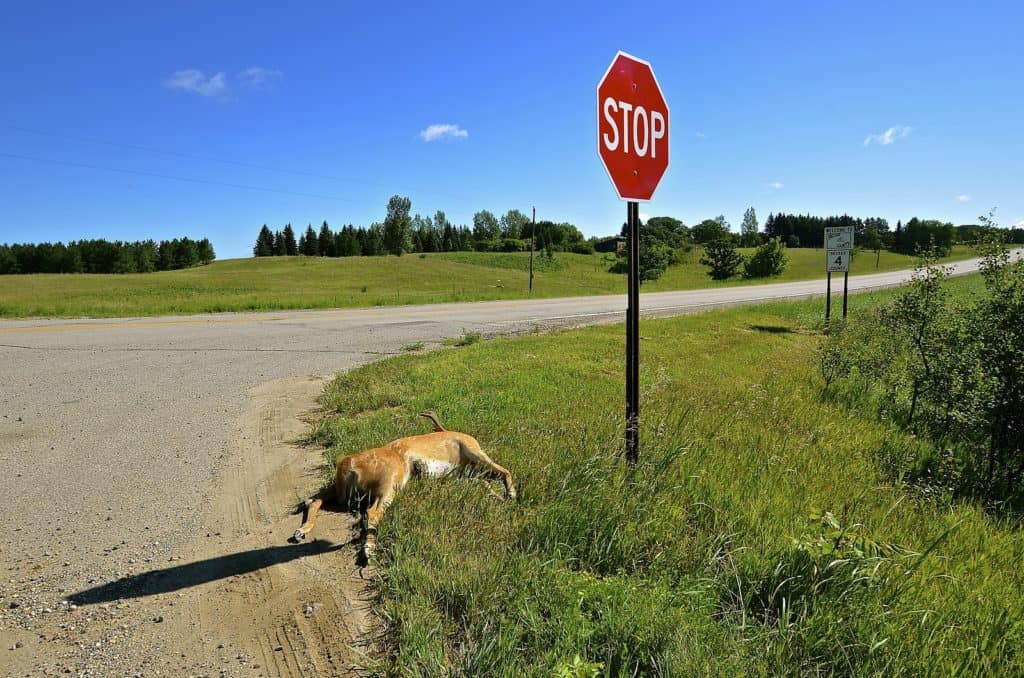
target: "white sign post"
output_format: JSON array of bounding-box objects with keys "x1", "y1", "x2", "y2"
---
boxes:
[{"x1": 824, "y1": 226, "x2": 854, "y2": 322}]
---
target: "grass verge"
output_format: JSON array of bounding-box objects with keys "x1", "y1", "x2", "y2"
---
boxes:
[
  {"x1": 0, "y1": 246, "x2": 976, "y2": 318},
  {"x1": 308, "y1": 273, "x2": 1022, "y2": 676}
]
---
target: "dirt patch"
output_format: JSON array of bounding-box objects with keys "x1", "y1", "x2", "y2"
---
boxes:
[
  {"x1": 181, "y1": 375, "x2": 380, "y2": 676},
  {"x1": 0, "y1": 375, "x2": 379, "y2": 677}
]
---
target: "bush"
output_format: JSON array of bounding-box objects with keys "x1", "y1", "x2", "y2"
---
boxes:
[
  {"x1": 608, "y1": 234, "x2": 672, "y2": 282},
  {"x1": 743, "y1": 237, "x2": 788, "y2": 278},
  {"x1": 821, "y1": 239, "x2": 1024, "y2": 505},
  {"x1": 499, "y1": 238, "x2": 526, "y2": 252},
  {"x1": 569, "y1": 240, "x2": 595, "y2": 255},
  {"x1": 700, "y1": 240, "x2": 744, "y2": 280}
]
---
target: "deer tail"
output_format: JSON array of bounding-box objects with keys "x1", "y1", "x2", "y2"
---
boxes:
[{"x1": 418, "y1": 411, "x2": 446, "y2": 432}]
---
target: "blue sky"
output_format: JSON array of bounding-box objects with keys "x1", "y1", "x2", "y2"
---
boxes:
[{"x1": 1, "y1": 1, "x2": 1021, "y2": 259}]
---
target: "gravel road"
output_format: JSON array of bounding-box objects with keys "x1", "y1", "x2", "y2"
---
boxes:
[{"x1": 0, "y1": 256, "x2": 1007, "y2": 675}]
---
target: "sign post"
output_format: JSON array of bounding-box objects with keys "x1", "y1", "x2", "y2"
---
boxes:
[
  {"x1": 824, "y1": 227, "x2": 854, "y2": 322},
  {"x1": 597, "y1": 51, "x2": 670, "y2": 466}
]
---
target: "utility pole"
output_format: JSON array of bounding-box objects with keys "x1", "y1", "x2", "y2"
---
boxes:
[{"x1": 529, "y1": 207, "x2": 535, "y2": 293}]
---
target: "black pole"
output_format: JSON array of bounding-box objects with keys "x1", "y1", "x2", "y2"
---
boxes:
[
  {"x1": 842, "y1": 271, "x2": 849, "y2": 319},
  {"x1": 529, "y1": 207, "x2": 535, "y2": 293},
  {"x1": 626, "y1": 201, "x2": 640, "y2": 466},
  {"x1": 825, "y1": 271, "x2": 832, "y2": 323}
]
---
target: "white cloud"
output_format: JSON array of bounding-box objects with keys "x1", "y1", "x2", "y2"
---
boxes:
[
  {"x1": 695, "y1": 132, "x2": 706, "y2": 139},
  {"x1": 768, "y1": 181, "x2": 784, "y2": 189},
  {"x1": 237, "y1": 67, "x2": 282, "y2": 88},
  {"x1": 420, "y1": 123, "x2": 469, "y2": 142},
  {"x1": 956, "y1": 194, "x2": 972, "y2": 202},
  {"x1": 639, "y1": 212, "x2": 651, "y2": 222},
  {"x1": 164, "y1": 69, "x2": 227, "y2": 97},
  {"x1": 863, "y1": 126, "x2": 912, "y2": 146},
  {"x1": 1013, "y1": 219, "x2": 1024, "y2": 229}
]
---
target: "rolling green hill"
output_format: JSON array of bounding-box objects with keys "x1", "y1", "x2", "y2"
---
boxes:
[{"x1": 0, "y1": 246, "x2": 974, "y2": 318}]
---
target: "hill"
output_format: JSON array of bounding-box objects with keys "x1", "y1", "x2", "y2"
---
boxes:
[{"x1": 0, "y1": 246, "x2": 974, "y2": 318}]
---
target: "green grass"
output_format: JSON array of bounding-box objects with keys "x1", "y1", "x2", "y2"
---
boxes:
[
  {"x1": 309, "y1": 273, "x2": 1022, "y2": 676},
  {"x1": 0, "y1": 246, "x2": 976, "y2": 318}
]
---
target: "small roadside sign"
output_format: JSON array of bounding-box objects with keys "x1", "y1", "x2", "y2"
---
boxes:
[
  {"x1": 824, "y1": 226, "x2": 854, "y2": 251},
  {"x1": 827, "y1": 249, "x2": 850, "y2": 272}
]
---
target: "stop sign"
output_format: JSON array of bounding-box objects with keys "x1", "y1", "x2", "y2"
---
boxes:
[{"x1": 597, "y1": 51, "x2": 670, "y2": 201}]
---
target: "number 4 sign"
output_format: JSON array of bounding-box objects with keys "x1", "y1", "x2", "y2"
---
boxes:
[{"x1": 827, "y1": 249, "x2": 850, "y2": 272}]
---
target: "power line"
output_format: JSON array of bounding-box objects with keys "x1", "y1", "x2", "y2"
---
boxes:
[
  {"x1": 3, "y1": 124, "x2": 384, "y2": 188},
  {"x1": 0, "y1": 151, "x2": 364, "y2": 202}
]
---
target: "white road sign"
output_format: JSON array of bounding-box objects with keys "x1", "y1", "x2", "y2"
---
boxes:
[
  {"x1": 824, "y1": 226, "x2": 854, "y2": 250},
  {"x1": 827, "y1": 249, "x2": 850, "y2": 272}
]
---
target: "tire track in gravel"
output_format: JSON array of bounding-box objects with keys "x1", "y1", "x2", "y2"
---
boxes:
[{"x1": 182, "y1": 375, "x2": 379, "y2": 677}]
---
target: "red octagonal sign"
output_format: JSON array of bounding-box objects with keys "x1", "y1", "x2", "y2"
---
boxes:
[{"x1": 597, "y1": 51, "x2": 670, "y2": 201}]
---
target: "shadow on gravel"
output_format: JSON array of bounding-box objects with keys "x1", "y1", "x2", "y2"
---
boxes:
[{"x1": 68, "y1": 540, "x2": 342, "y2": 605}]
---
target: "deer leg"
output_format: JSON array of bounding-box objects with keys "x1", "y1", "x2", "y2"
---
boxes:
[
  {"x1": 361, "y1": 487, "x2": 395, "y2": 560},
  {"x1": 290, "y1": 486, "x2": 334, "y2": 543},
  {"x1": 460, "y1": 443, "x2": 517, "y2": 499}
]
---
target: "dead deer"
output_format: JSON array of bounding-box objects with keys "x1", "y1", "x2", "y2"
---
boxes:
[{"x1": 290, "y1": 412, "x2": 516, "y2": 561}]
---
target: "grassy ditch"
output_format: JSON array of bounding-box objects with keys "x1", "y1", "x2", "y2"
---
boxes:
[
  {"x1": 0, "y1": 246, "x2": 975, "y2": 318},
  {"x1": 309, "y1": 274, "x2": 1022, "y2": 676}
]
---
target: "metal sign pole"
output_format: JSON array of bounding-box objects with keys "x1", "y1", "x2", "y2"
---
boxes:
[
  {"x1": 825, "y1": 271, "x2": 832, "y2": 323},
  {"x1": 842, "y1": 271, "x2": 849, "y2": 319},
  {"x1": 626, "y1": 201, "x2": 640, "y2": 465}
]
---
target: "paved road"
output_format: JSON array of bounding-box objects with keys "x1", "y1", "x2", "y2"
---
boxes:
[{"x1": 0, "y1": 254, "x2": 1010, "y2": 672}]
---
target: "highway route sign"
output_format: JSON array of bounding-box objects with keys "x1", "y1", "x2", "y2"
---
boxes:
[{"x1": 827, "y1": 249, "x2": 850, "y2": 272}]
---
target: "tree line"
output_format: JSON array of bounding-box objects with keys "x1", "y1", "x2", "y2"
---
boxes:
[
  {"x1": 0, "y1": 237, "x2": 215, "y2": 275},
  {"x1": 254, "y1": 195, "x2": 592, "y2": 258},
  {"x1": 763, "y1": 213, "x2": 1023, "y2": 254}
]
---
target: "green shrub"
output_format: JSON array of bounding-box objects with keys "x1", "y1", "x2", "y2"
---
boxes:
[
  {"x1": 743, "y1": 237, "x2": 788, "y2": 278},
  {"x1": 607, "y1": 234, "x2": 673, "y2": 282},
  {"x1": 821, "y1": 239, "x2": 1024, "y2": 504},
  {"x1": 700, "y1": 239, "x2": 744, "y2": 280}
]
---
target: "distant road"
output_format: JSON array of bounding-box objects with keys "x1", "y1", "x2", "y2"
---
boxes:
[{"x1": 0, "y1": 252, "x2": 1013, "y2": 673}]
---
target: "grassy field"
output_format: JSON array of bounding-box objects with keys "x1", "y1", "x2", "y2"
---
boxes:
[
  {"x1": 0, "y1": 246, "x2": 976, "y2": 318},
  {"x1": 308, "y1": 274, "x2": 1022, "y2": 676}
]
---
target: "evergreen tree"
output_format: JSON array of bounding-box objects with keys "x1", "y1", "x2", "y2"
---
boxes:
[
  {"x1": 254, "y1": 225, "x2": 274, "y2": 257},
  {"x1": 197, "y1": 238, "x2": 215, "y2": 264},
  {"x1": 337, "y1": 225, "x2": 360, "y2": 256},
  {"x1": 363, "y1": 223, "x2": 385, "y2": 256},
  {"x1": 174, "y1": 238, "x2": 200, "y2": 269},
  {"x1": 157, "y1": 240, "x2": 175, "y2": 270},
  {"x1": 318, "y1": 221, "x2": 334, "y2": 257},
  {"x1": 282, "y1": 224, "x2": 298, "y2": 255},
  {"x1": 700, "y1": 239, "x2": 744, "y2": 280},
  {"x1": 300, "y1": 224, "x2": 318, "y2": 256}
]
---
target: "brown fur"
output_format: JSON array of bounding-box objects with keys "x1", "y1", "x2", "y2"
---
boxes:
[{"x1": 291, "y1": 412, "x2": 515, "y2": 559}]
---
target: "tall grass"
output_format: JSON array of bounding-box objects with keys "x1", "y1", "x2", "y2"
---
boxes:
[
  {"x1": 0, "y1": 246, "x2": 976, "y2": 318},
  {"x1": 310, "y1": 276, "x2": 1023, "y2": 676}
]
